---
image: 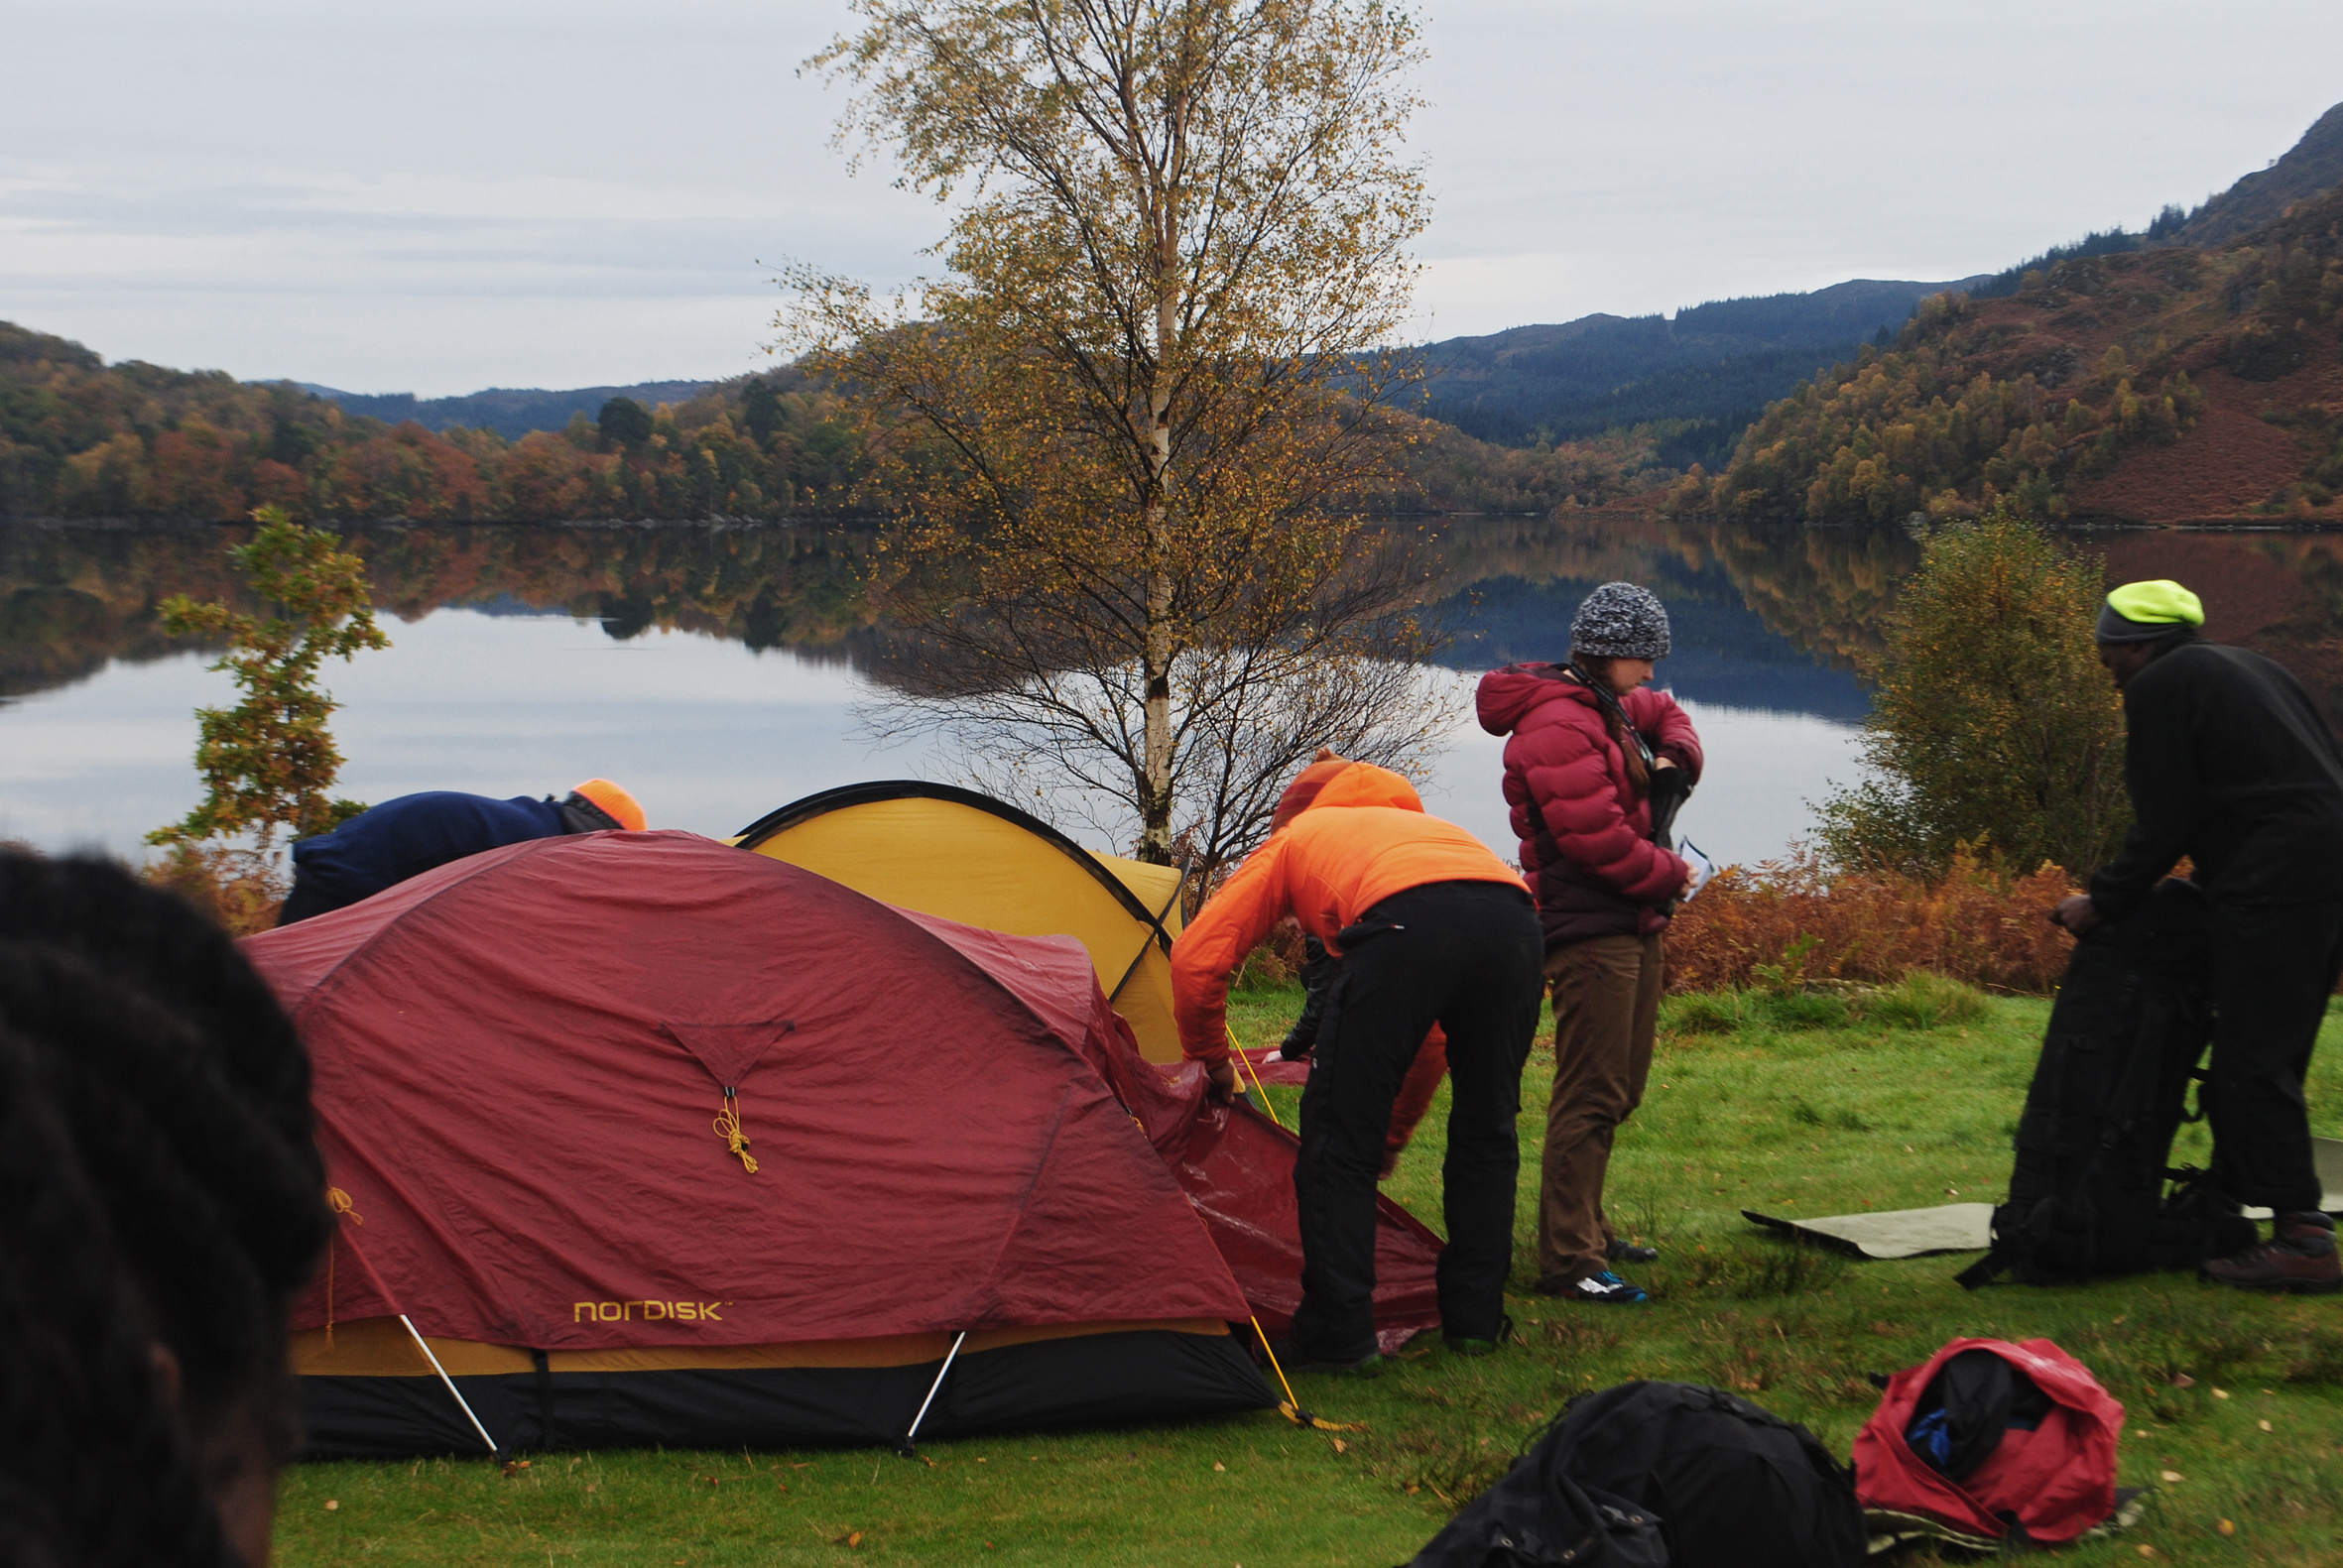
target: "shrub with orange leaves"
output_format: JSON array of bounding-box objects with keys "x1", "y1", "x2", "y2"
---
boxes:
[
  {"x1": 143, "y1": 844, "x2": 287, "y2": 937},
  {"x1": 1665, "y1": 846, "x2": 2078, "y2": 996}
]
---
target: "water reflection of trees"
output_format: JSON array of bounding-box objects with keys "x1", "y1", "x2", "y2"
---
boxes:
[
  {"x1": 8, "y1": 519, "x2": 2342, "y2": 724},
  {"x1": 1429, "y1": 515, "x2": 1922, "y2": 671},
  {"x1": 0, "y1": 523, "x2": 887, "y2": 699}
]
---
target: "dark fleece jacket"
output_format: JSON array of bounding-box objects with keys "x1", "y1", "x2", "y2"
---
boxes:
[
  {"x1": 291, "y1": 791, "x2": 569, "y2": 903},
  {"x1": 1476, "y1": 663, "x2": 1703, "y2": 947},
  {"x1": 2090, "y1": 642, "x2": 2343, "y2": 918}
]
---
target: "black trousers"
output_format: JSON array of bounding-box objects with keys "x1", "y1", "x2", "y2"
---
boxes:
[
  {"x1": 2208, "y1": 899, "x2": 2343, "y2": 1215},
  {"x1": 1288, "y1": 880, "x2": 1544, "y2": 1359}
]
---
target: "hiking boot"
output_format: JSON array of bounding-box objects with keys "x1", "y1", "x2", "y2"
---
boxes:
[
  {"x1": 1267, "y1": 1338, "x2": 1383, "y2": 1378},
  {"x1": 1444, "y1": 1313, "x2": 1516, "y2": 1357},
  {"x1": 1607, "y1": 1238, "x2": 1661, "y2": 1265},
  {"x1": 2202, "y1": 1211, "x2": 2342, "y2": 1295},
  {"x1": 1540, "y1": 1269, "x2": 1650, "y2": 1305}
]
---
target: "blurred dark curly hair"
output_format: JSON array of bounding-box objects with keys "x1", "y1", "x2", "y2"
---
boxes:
[{"x1": 0, "y1": 851, "x2": 327, "y2": 1567}]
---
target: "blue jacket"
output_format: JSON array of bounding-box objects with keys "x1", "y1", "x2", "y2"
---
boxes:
[{"x1": 291, "y1": 791, "x2": 569, "y2": 903}]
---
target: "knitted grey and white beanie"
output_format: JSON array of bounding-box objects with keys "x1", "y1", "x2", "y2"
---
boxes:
[{"x1": 1569, "y1": 581, "x2": 1671, "y2": 661}]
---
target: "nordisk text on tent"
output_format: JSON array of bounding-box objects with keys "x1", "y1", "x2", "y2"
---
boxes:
[{"x1": 572, "y1": 1300, "x2": 729, "y2": 1322}]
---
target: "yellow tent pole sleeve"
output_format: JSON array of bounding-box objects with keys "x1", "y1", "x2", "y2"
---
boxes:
[{"x1": 1227, "y1": 1025, "x2": 1286, "y2": 1130}]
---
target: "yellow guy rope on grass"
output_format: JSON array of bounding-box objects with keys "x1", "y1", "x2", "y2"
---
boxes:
[
  {"x1": 1226, "y1": 1025, "x2": 1286, "y2": 1130},
  {"x1": 1248, "y1": 1315, "x2": 1363, "y2": 1434}
]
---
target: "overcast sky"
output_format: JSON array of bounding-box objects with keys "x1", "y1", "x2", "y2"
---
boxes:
[{"x1": 5, "y1": 1, "x2": 2338, "y2": 397}]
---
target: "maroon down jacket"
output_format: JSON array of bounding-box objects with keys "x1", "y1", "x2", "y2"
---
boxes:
[{"x1": 1476, "y1": 663, "x2": 1703, "y2": 946}]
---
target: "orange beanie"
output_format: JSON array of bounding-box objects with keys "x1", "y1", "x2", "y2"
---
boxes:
[{"x1": 569, "y1": 778, "x2": 647, "y2": 833}]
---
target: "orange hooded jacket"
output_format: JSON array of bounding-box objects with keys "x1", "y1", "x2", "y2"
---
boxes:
[{"x1": 1171, "y1": 761, "x2": 1528, "y2": 1063}]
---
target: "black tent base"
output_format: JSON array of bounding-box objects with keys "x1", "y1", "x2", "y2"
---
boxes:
[{"x1": 299, "y1": 1328, "x2": 1274, "y2": 1459}]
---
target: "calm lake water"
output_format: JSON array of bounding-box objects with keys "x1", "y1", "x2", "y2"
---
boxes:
[{"x1": 6, "y1": 517, "x2": 2341, "y2": 871}]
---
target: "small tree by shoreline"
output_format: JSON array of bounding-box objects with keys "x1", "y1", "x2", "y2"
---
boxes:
[
  {"x1": 148, "y1": 507, "x2": 388, "y2": 880},
  {"x1": 1815, "y1": 507, "x2": 2126, "y2": 878}
]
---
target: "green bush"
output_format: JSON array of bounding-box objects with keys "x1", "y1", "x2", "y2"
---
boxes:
[
  {"x1": 1852, "y1": 970, "x2": 1991, "y2": 1030},
  {"x1": 1816, "y1": 508, "x2": 2128, "y2": 878},
  {"x1": 1664, "y1": 991, "x2": 1744, "y2": 1035},
  {"x1": 1752, "y1": 990, "x2": 1850, "y2": 1032}
]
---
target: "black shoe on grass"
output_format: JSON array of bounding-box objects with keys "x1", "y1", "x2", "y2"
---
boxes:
[
  {"x1": 1607, "y1": 1238, "x2": 1661, "y2": 1265},
  {"x1": 1539, "y1": 1269, "x2": 1650, "y2": 1305},
  {"x1": 1444, "y1": 1313, "x2": 1516, "y2": 1357}
]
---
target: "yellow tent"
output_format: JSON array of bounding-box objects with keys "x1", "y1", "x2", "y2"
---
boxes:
[{"x1": 734, "y1": 783, "x2": 1189, "y2": 1062}]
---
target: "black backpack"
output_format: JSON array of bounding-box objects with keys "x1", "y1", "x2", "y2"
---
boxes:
[
  {"x1": 1405, "y1": 1434, "x2": 1667, "y2": 1567},
  {"x1": 1958, "y1": 878, "x2": 2257, "y2": 1289},
  {"x1": 1541, "y1": 1383, "x2": 1864, "y2": 1568},
  {"x1": 1408, "y1": 1382, "x2": 1864, "y2": 1568}
]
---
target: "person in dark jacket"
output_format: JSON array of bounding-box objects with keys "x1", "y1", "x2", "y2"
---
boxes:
[
  {"x1": 2053, "y1": 579, "x2": 2343, "y2": 1293},
  {"x1": 276, "y1": 778, "x2": 647, "y2": 925},
  {"x1": 1477, "y1": 582, "x2": 1703, "y2": 1304}
]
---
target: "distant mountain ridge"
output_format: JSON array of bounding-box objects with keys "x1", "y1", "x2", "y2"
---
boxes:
[
  {"x1": 2173, "y1": 100, "x2": 2343, "y2": 246},
  {"x1": 1416, "y1": 100, "x2": 2343, "y2": 459},
  {"x1": 1413, "y1": 276, "x2": 1993, "y2": 462},
  {"x1": 260, "y1": 99, "x2": 2343, "y2": 492},
  {"x1": 297, "y1": 380, "x2": 717, "y2": 441}
]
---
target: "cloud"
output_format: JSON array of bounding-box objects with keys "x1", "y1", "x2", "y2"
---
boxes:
[{"x1": 5, "y1": 0, "x2": 2341, "y2": 387}]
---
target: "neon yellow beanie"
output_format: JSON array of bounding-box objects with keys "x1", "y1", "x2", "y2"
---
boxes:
[{"x1": 2105, "y1": 579, "x2": 2204, "y2": 628}]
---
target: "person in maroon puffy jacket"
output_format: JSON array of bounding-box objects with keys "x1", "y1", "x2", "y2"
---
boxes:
[{"x1": 1476, "y1": 581, "x2": 1703, "y2": 1304}]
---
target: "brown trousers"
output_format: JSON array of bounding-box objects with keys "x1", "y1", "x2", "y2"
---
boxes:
[{"x1": 1538, "y1": 932, "x2": 1664, "y2": 1285}]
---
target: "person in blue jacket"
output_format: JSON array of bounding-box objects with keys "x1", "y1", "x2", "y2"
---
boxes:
[{"x1": 276, "y1": 778, "x2": 647, "y2": 925}]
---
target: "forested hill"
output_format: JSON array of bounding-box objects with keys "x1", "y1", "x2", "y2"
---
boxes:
[
  {"x1": 0, "y1": 320, "x2": 1671, "y2": 523},
  {"x1": 303, "y1": 380, "x2": 717, "y2": 441},
  {"x1": 1668, "y1": 180, "x2": 2343, "y2": 527},
  {"x1": 2172, "y1": 100, "x2": 2343, "y2": 247},
  {"x1": 1414, "y1": 275, "x2": 1991, "y2": 463}
]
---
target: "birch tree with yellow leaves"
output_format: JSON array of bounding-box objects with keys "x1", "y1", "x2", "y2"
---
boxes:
[{"x1": 787, "y1": 0, "x2": 1447, "y2": 891}]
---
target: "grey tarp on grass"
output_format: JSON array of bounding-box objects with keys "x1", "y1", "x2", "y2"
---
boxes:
[
  {"x1": 1742, "y1": 1203, "x2": 1995, "y2": 1260},
  {"x1": 1746, "y1": 1138, "x2": 2343, "y2": 1260}
]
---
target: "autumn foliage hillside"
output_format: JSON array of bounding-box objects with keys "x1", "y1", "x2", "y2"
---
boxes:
[
  {"x1": 0, "y1": 323, "x2": 877, "y2": 523},
  {"x1": 1668, "y1": 182, "x2": 2343, "y2": 527}
]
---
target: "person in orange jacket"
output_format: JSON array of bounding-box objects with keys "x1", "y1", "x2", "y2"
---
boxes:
[{"x1": 1172, "y1": 756, "x2": 1543, "y2": 1372}]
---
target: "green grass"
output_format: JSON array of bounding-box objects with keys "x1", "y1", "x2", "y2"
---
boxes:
[{"x1": 278, "y1": 985, "x2": 2343, "y2": 1566}]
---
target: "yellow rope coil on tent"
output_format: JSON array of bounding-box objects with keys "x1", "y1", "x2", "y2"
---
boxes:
[
  {"x1": 324, "y1": 1187, "x2": 363, "y2": 1349},
  {"x1": 714, "y1": 1090, "x2": 759, "y2": 1174}
]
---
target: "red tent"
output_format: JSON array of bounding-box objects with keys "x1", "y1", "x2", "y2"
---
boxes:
[{"x1": 250, "y1": 830, "x2": 1434, "y2": 1457}]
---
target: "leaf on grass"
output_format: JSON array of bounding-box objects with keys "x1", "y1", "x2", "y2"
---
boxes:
[
  {"x1": 323, "y1": 1501, "x2": 339, "y2": 1511},
  {"x1": 2217, "y1": 1518, "x2": 2236, "y2": 1536},
  {"x1": 2170, "y1": 1373, "x2": 2194, "y2": 1388},
  {"x1": 1213, "y1": 1462, "x2": 1227, "y2": 1472},
  {"x1": 2159, "y1": 1470, "x2": 2183, "y2": 1483},
  {"x1": 832, "y1": 1529, "x2": 863, "y2": 1548}
]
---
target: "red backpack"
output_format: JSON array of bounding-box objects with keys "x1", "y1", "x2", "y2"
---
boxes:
[{"x1": 1854, "y1": 1338, "x2": 2123, "y2": 1547}]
